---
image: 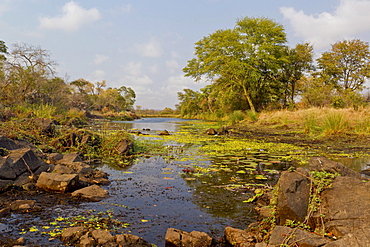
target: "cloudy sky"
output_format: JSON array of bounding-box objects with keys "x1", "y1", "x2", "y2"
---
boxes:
[{"x1": 1, "y1": 0, "x2": 370, "y2": 109}]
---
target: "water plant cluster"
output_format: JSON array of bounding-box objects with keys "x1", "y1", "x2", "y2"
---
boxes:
[{"x1": 19, "y1": 209, "x2": 130, "y2": 239}]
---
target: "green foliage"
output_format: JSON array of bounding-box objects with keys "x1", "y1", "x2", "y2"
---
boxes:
[
  {"x1": 317, "y1": 39, "x2": 370, "y2": 91},
  {"x1": 246, "y1": 110, "x2": 259, "y2": 122},
  {"x1": 228, "y1": 110, "x2": 245, "y2": 124},
  {"x1": 183, "y1": 16, "x2": 289, "y2": 113}
]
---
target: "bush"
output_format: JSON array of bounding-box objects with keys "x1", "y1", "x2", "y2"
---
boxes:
[{"x1": 228, "y1": 110, "x2": 245, "y2": 124}]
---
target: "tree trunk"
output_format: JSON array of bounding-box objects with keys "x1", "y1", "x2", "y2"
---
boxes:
[{"x1": 242, "y1": 86, "x2": 256, "y2": 113}]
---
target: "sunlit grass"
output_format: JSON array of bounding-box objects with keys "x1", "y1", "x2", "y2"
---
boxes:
[{"x1": 253, "y1": 107, "x2": 370, "y2": 136}]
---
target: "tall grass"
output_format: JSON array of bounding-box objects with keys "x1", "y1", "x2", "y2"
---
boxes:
[
  {"x1": 251, "y1": 107, "x2": 370, "y2": 136},
  {"x1": 322, "y1": 111, "x2": 349, "y2": 135}
]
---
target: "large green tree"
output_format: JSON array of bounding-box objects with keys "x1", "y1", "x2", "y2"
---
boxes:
[
  {"x1": 183, "y1": 17, "x2": 288, "y2": 113},
  {"x1": 317, "y1": 39, "x2": 370, "y2": 91}
]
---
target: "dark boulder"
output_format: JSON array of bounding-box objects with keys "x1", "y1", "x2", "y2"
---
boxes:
[
  {"x1": 277, "y1": 167, "x2": 310, "y2": 225},
  {"x1": 205, "y1": 128, "x2": 218, "y2": 135},
  {"x1": 159, "y1": 130, "x2": 170, "y2": 135},
  {"x1": 0, "y1": 136, "x2": 21, "y2": 150}
]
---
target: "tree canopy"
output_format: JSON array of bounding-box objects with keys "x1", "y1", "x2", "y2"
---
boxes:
[
  {"x1": 317, "y1": 39, "x2": 370, "y2": 91},
  {"x1": 183, "y1": 17, "x2": 314, "y2": 114}
]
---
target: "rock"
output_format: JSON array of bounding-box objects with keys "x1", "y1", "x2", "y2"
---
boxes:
[
  {"x1": 79, "y1": 233, "x2": 96, "y2": 247},
  {"x1": 91, "y1": 229, "x2": 115, "y2": 245},
  {"x1": 116, "y1": 139, "x2": 133, "y2": 155},
  {"x1": 309, "y1": 156, "x2": 361, "y2": 179},
  {"x1": 319, "y1": 176, "x2": 370, "y2": 238},
  {"x1": 224, "y1": 226, "x2": 255, "y2": 246},
  {"x1": 159, "y1": 130, "x2": 170, "y2": 135},
  {"x1": 53, "y1": 164, "x2": 74, "y2": 174},
  {"x1": 165, "y1": 228, "x2": 213, "y2": 247},
  {"x1": 269, "y1": 226, "x2": 331, "y2": 246},
  {"x1": 205, "y1": 128, "x2": 217, "y2": 135},
  {"x1": 31, "y1": 118, "x2": 58, "y2": 136},
  {"x1": 0, "y1": 179, "x2": 13, "y2": 189},
  {"x1": 60, "y1": 226, "x2": 88, "y2": 244},
  {"x1": 0, "y1": 207, "x2": 10, "y2": 217},
  {"x1": 115, "y1": 234, "x2": 152, "y2": 246},
  {"x1": 7, "y1": 148, "x2": 49, "y2": 176},
  {"x1": 10, "y1": 200, "x2": 35, "y2": 211},
  {"x1": 0, "y1": 136, "x2": 21, "y2": 150},
  {"x1": 0, "y1": 157, "x2": 17, "y2": 180},
  {"x1": 16, "y1": 237, "x2": 26, "y2": 245},
  {"x1": 323, "y1": 232, "x2": 370, "y2": 246},
  {"x1": 47, "y1": 153, "x2": 64, "y2": 164},
  {"x1": 36, "y1": 172, "x2": 79, "y2": 192},
  {"x1": 0, "y1": 148, "x2": 50, "y2": 183},
  {"x1": 58, "y1": 152, "x2": 83, "y2": 164},
  {"x1": 277, "y1": 168, "x2": 310, "y2": 225},
  {"x1": 71, "y1": 185, "x2": 108, "y2": 201},
  {"x1": 217, "y1": 126, "x2": 230, "y2": 135}
]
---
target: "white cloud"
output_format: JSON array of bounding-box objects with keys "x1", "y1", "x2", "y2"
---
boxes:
[
  {"x1": 280, "y1": 0, "x2": 370, "y2": 50},
  {"x1": 124, "y1": 62, "x2": 143, "y2": 76},
  {"x1": 165, "y1": 59, "x2": 180, "y2": 74},
  {"x1": 164, "y1": 74, "x2": 202, "y2": 94},
  {"x1": 122, "y1": 75, "x2": 153, "y2": 86},
  {"x1": 94, "y1": 54, "x2": 108, "y2": 65},
  {"x1": 135, "y1": 38, "x2": 162, "y2": 57},
  {"x1": 39, "y1": 1, "x2": 100, "y2": 32}
]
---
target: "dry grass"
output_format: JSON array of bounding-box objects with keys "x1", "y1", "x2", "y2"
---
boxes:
[{"x1": 250, "y1": 107, "x2": 370, "y2": 136}]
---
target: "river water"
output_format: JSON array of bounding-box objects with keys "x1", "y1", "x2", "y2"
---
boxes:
[{"x1": 1, "y1": 117, "x2": 369, "y2": 246}]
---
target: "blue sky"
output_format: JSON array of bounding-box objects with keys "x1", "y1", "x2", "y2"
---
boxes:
[{"x1": 1, "y1": 0, "x2": 370, "y2": 109}]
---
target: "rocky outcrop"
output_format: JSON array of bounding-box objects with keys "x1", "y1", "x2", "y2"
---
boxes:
[
  {"x1": 165, "y1": 228, "x2": 213, "y2": 247},
  {"x1": 320, "y1": 176, "x2": 370, "y2": 238},
  {"x1": 71, "y1": 184, "x2": 108, "y2": 201},
  {"x1": 269, "y1": 226, "x2": 331, "y2": 246},
  {"x1": 0, "y1": 146, "x2": 51, "y2": 189},
  {"x1": 260, "y1": 157, "x2": 370, "y2": 247},
  {"x1": 60, "y1": 227, "x2": 152, "y2": 247}
]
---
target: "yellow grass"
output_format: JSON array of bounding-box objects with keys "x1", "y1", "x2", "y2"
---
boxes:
[{"x1": 248, "y1": 107, "x2": 370, "y2": 136}]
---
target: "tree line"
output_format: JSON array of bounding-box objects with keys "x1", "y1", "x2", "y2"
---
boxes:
[
  {"x1": 0, "y1": 41, "x2": 136, "y2": 118},
  {"x1": 177, "y1": 17, "x2": 370, "y2": 118}
]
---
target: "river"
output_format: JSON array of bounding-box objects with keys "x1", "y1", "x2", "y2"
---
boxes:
[{"x1": 1, "y1": 117, "x2": 369, "y2": 246}]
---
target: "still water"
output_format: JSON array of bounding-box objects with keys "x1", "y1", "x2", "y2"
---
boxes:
[{"x1": 1, "y1": 118, "x2": 369, "y2": 246}]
